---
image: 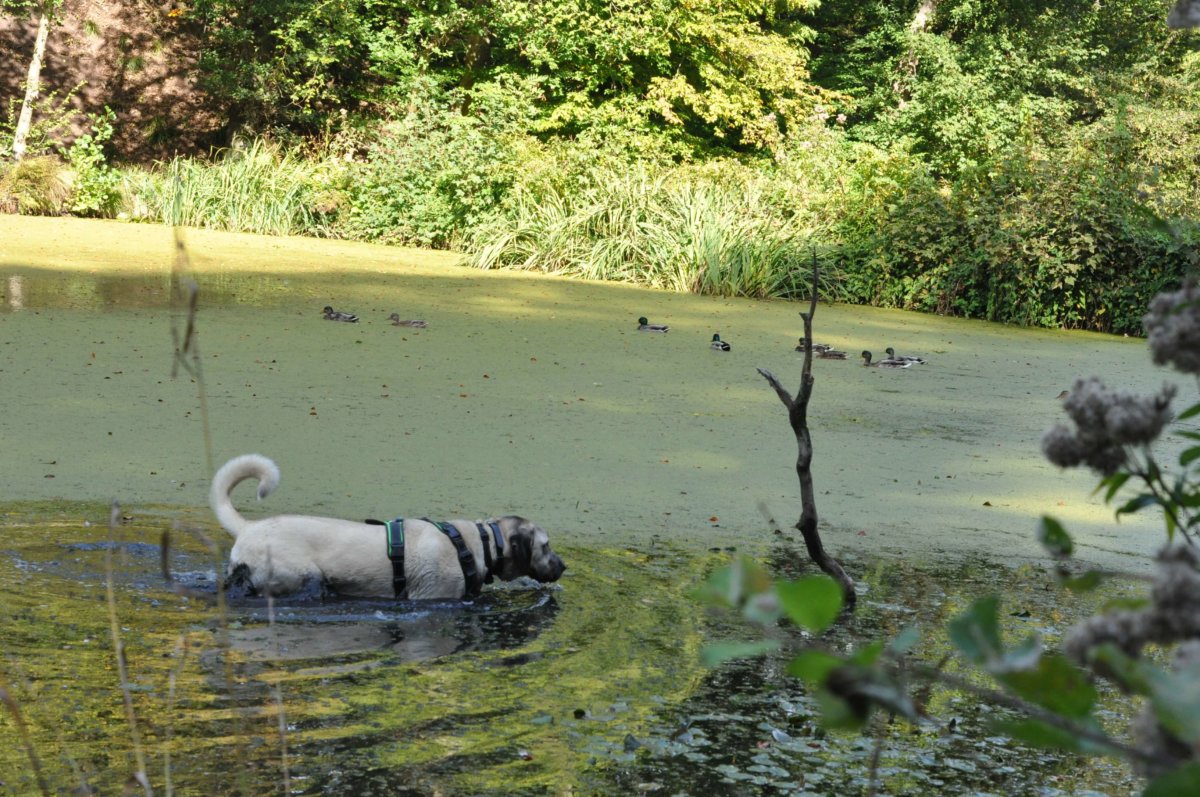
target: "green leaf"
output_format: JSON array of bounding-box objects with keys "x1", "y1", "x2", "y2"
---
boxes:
[
  {"x1": 848, "y1": 639, "x2": 886, "y2": 667},
  {"x1": 815, "y1": 687, "x2": 864, "y2": 730},
  {"x1": 1089, "y1": 643, "x2": 1154, "y2": 695},
  {"x1": 1037, "y1": 516, "x2": 1073, "y2": 558},
  {"x1": 992, "y1": 718, "x2": 1110, "y2": 756},
  {"x1": 888, "y1": 626, "x2": 922, "y2": 655},
  {"x1": 776, "y1": 575, "x2": 843, "y2": 634},
  {"x1": 1143, "y1": 762, "x2": 1200, "y2": 797},
  {"x1": 693, "y1": 556, "x2": 773, "y2": 609},
  {"x1": 1148, "y1": 659, "x2": 1200, "y2": 744},
  {"x1": 999, "y1": 653, "x2": 1096, "y2": 719},
  {"x1": 701, "y1": 639, "x2": 781, "y2": 667},
  {"x1": 1181, "y1": 446, "x2": 1200, "y2": 468},
  {"x1": 948, "y1": 596, "x2": 1003, "y2": 666},
  {"x1": 1177, "y1": 401, "x2": 1200, "y2": 421},
  {"x1": 1094, "y1": 472, "x2": 1131, "y2": 503},
  {"x1": 787, "y1": 649, "x2": 842, "y2": 683},
  {"x1": 1115, "y1": 493, "x2": 1159, "y2": 519}
]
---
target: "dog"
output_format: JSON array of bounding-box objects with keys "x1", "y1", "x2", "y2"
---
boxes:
[{"x1": 209, "y1": 453, "x2": 566, "y2": 599}]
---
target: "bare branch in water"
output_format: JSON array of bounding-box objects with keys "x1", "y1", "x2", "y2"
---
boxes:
[{"x1": 757, "y1": 258, "x2": 856, "y2": 606}]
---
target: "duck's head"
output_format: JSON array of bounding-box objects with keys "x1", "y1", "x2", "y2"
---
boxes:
[
  {"x1": 885, "y1": 347, "x2": 897, "y2": 358},
  {"x1": 388, "y1": 313, "x2": 400, "y2": 322},
  {"x1": 638, "y1": 317, "x2": 650, "y2": 326},
  {"x1": 712, "y1": 334, "x2": 722, "y2": 342},
  {"x1": 322, "y1": 306, "x2": 334, "y2": 314}
]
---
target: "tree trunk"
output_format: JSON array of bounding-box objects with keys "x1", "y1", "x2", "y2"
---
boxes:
[
  {"x1": 758, "y1": 265, "x2": 857, "y2": 607},
  {"x1": 12, "y1": 7, "x2": 53, "y2": 162}
]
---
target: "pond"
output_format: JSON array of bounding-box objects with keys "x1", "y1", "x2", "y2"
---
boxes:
[{"x1": 0, "y1": 216, "x2": 1187, "y2": 794}]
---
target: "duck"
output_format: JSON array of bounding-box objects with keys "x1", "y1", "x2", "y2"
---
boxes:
[
  {"x1": 322, "y1": 306, "x2": 359, "y2": 323},
  {"x1": 795, "y1": 337, "x2": 835, "y2": 353},
  {"x1": 388, "y1": 313, "x2": 427, "y2": 328},
  {"x1": 884, "y1": 347, "x2": 926, "y2": 364},
  {"x1": 710, "y1": 334, "x2": 731, "y2": 351},
  {"x1": 638, "y1": 316, "x2": 670, "y2": 332},
  {"x1": 861, "y1": 350, "x2": 911, "y2": 368},
  {"x1": 815, "y1": 348, "x2": 848, "y2": 360}
]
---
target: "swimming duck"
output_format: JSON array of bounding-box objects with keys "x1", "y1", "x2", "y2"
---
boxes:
[
  {"x1": 861, "y1": 350, "x2": 911, "y2": 368},
  {"x1": 710, "y1": 334, "x2": 731, "y2": 351},
  {"x1": 388, "y1": 313, "x2": 427, "y2": 328},
  {"x1": 884, "y1": 347, "x2": 926, "y2": 364},
  {"x1": 795, "y1": 337, "x2": 838, "y2": 353},
  {"x1": 638, "y1": 316, "x2": 670, "y2": 332},
  {"x1": 815, "y1": 348, "x2": 848, "y2": 359},
  {"x1": 322, "y1": 306, "x2": 359, "y2": 323}
]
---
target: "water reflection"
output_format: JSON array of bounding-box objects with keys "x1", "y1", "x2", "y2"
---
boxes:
[{"x1": 224, "y1": 590, "x2": 560, "y2": 663}]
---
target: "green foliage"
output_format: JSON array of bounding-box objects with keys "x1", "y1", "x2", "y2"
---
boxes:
[
  {"x1": 335, "y1": 81, "x2": 535, "y2": 248},
  {"x1": 0, "y1": 155, "x2": 70, "y2": 214},
  {"x1": 187, "y1": 0, "x2": 824, "y2": 154},
  {"x1": 834, "y1": 108, "x2": 1197, "y2": 333},
  {"x1": 66, "y1": 107, "x2": 121, "y2": 217}
]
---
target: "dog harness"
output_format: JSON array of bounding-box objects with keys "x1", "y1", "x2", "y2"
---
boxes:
[{"x1": 365, "y1": 517, "x2": 505, "y2": 599}]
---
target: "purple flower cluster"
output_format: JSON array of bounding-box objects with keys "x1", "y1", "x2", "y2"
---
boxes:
[
  {"x1": 1041, "y1": 377, "x2": 1176, "y2": 476},
  {"x1": 1144, "y1": 279, "x2": 1200, "y2": 375}
]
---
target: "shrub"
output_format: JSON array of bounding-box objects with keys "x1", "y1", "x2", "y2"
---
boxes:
[
  {"x1": 336, "y1": 83, "x2": 536, "y2": 248},
  {"x1": 0, "y1": 155, "x2": 71, "y2": 215},
  {"x1": 67, "y1": 108, "x2": 122, "y2": 217}
]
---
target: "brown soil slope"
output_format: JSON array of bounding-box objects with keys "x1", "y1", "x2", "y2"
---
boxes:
[{"x1": 0, "y1": 0, "x2": 221, "y2": 160}]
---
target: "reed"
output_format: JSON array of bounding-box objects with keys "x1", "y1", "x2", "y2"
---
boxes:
[
  {"x1": 120, "y1": 139, "x2": 335, "y2": 237},
  {"x1": 467, "y1": 164, "x2": 839, "y2": 300}
]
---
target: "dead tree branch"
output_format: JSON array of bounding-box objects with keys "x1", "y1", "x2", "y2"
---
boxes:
[{"x1": 758, "y1": 262, "x2": 856, "y2": 607}]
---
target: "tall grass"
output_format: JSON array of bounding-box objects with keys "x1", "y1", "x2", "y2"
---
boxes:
[
  {"x1": 467, "y1": 163, "x2": 840, "y2": 300},
  {"x1": 120, "y1": 140, "x2": 339, "y2": 237}
]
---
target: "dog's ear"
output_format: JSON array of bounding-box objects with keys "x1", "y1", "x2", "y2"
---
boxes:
[{"x1": 509, "y1": 527, "x2": 533, "y2": 567}]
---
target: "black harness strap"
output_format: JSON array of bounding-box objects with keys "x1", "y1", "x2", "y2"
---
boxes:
[
  {"x1": 366, "y1": 517, "x2": 407, "y2": 598},
  {"x1": 425, "y1": 519, "x2": 482, "y2": 597},
  {"x1": 474, "y1": 522, "x2": 502, "y2": 584}
]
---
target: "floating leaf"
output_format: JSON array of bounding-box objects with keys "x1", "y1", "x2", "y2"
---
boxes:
[
  {"x1": 776, "y1": 575, "x2": 843, "y2": 633},
  {"x1": 1037, "y1": 516, "x2": 1073, "y2": 558}
]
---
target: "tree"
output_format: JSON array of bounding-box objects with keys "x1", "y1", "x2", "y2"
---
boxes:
[{"x1": 8, "y1": 0, "x2": 63, "y2": 161}]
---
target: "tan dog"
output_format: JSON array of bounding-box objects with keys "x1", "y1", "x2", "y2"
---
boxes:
[{"x1": 209, "y1": 454, "x2": 566, "y2": 599}]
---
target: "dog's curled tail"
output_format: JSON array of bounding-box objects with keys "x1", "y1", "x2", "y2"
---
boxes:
[{"x1": 209, "y1": 453, "x2": 281, "y2": 538}]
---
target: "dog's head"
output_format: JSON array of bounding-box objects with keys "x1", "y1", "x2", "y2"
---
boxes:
[{"x1": 496, "y1": 516, "x2": 566, "y2": 584}]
